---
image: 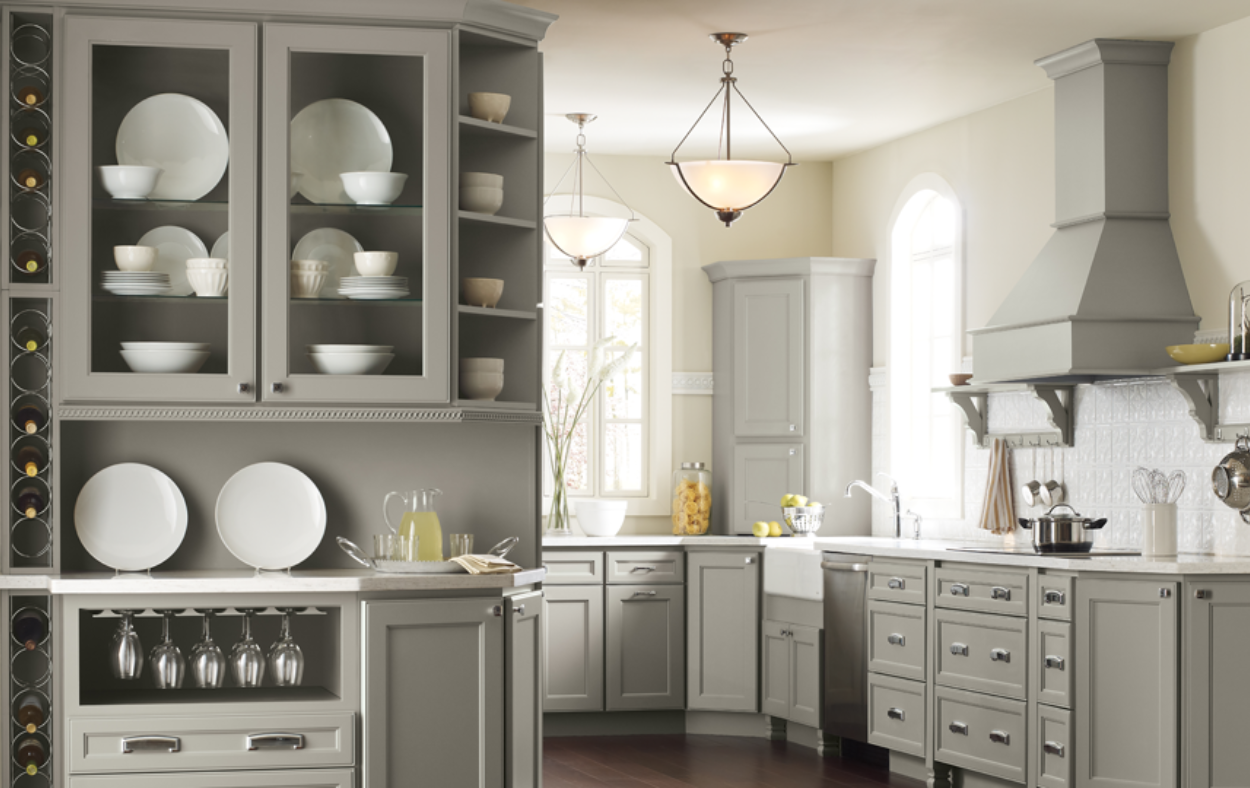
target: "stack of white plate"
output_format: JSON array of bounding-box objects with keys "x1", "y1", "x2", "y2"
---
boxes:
[
  {"x1": 338, "y1": 276, "x2": 409, "y2": 300},
  {"x1": 119, "y1": 341, "x2": 210, "y2": 373},
  {"x1": 102, "y1": 271, "x2": 172, "y2": 296},
  {"x1": 306, "y1": 344, "x2": 394, "y2": 375}
]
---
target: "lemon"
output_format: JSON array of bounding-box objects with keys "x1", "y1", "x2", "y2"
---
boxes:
[
  {"x1": 769, "y1": 521, "x2": 783, "y2": 537},
  {"x1": 752, "y1": 520, "x2": 770, "y2": 537}
]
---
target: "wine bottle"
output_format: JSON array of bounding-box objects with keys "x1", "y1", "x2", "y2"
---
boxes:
[
  {"x1": 14, "y1": 325, "x2": 45, "y2": 352},
  {"x1": 14, "y1": 692, "x2": 46, "y2": 733},
  {"x1": 12, "y1": 609, "x2": 48, "y2": 650},
  {"x1": 16, "y1": 168, "x2": 45, "y2": 190},
  {"x1": 13, "y1": 401, "x2": 46, "y2": 434},
  {"x1": 16, "y1": 86, "x2": 44, "y2": 106},
  {"x1": 17, "y1": 127, "x2": 44, "y2": 148},
  {"x1": 14, "y1": 485, "x2": 45, "y2": 519},
  {"x1": 16, "y1": 250, "x2": 46, "y2": 276},
  {"x1": 15, "y1": 444, "x2": 46, "y2": 477},
  {"x1": 15, "y1": 736, "x2": 45, "y2": 775}
]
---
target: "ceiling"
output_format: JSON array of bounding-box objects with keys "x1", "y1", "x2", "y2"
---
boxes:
[{"x1": 511, "y1": 0, "x2": 1250, "y2": 161}]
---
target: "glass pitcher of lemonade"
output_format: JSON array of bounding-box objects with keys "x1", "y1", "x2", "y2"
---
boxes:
[{"x1": 384, "y1": 488, "x2": 443, "y2": 561}]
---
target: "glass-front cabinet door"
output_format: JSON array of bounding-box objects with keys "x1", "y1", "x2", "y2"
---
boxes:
[
  {"x1": 60, "y1": 17, "x2": 258, "y2": 402},
  {"x1": 261, "y1": 25, "x2": 450, "y2": 404}
]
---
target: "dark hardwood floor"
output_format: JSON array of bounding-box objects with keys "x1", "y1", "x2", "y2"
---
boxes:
[{"x1": 543, "y1": 735, "x2": 926, "y2": 787}]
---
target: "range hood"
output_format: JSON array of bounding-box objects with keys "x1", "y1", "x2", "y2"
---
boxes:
[{"x1": 970, "y1": 39, "x2": 1199, "y2": 384}]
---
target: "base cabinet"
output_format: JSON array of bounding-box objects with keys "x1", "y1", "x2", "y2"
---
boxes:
[
  {"x1": 1184, "y1": 581, "x2": 1250, "y2": 788},
  {"x1": 605, "y1": 585, "x2": 685, "y2": 710},
  {"x1": 542, "y1": 585, "x2": 604, "y2": 712},
  {"x1": 68, "y1": 770, "x2": 356, "y2": 788},
  {"x1": 686, "y1": 551, "x2": 760, "y2": 712},
  {"x1": 507, "y1": 592, "x2": 543, "y2": 788},
  {"x1": 761, "y1": 620, "x2": 821, "y2": 728}
]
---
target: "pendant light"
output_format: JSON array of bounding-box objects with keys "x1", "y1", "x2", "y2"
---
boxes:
[
  {"x1": 543, "y1": 113, "x2": 635, "y2": 269},
  {"x1": 667, "y1": 33, "x2": 794, "y2": 227}
]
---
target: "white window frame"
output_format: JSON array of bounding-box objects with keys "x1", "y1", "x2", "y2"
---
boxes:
[{"x1": 542, "y1": 195, "x2": 673, "y2": 518}]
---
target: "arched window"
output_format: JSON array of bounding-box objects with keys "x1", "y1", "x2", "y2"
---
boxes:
[{"x1": 889, "y1": 181, "x2": 963, "y2": 519}]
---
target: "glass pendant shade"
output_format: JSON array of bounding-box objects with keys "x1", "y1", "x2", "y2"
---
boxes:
[
  {"x1": 669, "y1": 160, "x2": 787, "y2": 213},
  {"x1": 543, "y1": 215, "x2": 630, "y2": 265}
]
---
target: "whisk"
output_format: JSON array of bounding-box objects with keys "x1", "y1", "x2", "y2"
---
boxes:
[{"x1": 1132, "y1": 467, "x2": 1185, "y2": 504}]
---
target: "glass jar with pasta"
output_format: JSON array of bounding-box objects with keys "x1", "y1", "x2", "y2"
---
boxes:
[{"x1": 672, "y1": 462, "x2": 712, "y2": 535}]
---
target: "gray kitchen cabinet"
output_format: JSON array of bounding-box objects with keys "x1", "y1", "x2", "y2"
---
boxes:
[
  {"x1": 67, "y1": 770, "x2": 357, "y2": 788},
  {"x1": 1076, "y1": 578, "x2": 1177, "y2": 788},
  {"x1": 605, "y1": 584, "x2": 685, "y2": 710},
  {"x1": 507, "y1": 591, "x2": 542, "y2": 788},
  {"x1": 1184, "y1": 581, "x2": 1250, "y2": 788},
  {"x1": 686, "y1": 551, "x2": 760, "y2": 712},
  {"x1": 362, "y1": 598, "x2": 503, "y2": 788},
  {"x1": 542, "y1": 584, "x2": 604, "y2": 712},
  {"x1": 731, "y1": 278, "x2": 805, "y2": 437},
  {"x1": 760, "y1": 620, "x2": 822, "y2": 728},
  {"x1": 732, "y1": 443, "x2": 805, "y2": 535}
]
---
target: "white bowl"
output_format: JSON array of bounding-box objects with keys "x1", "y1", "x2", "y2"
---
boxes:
[
  {"x1": 354, "y1": 251, "x2": 398, "y2": 277},
  {"x1": 291, "y1": 270, "x2": 327, "y2": 298},
  {"x1": 99, "y1": 165, "x2": 162, "y2": 199},
  {"x1": 461, "y1": 171, "x2": 504, "y2": 189},
  {"x1": 186, "y1": 257, "x2": 227, "y2": 269},
  {"x1": 460, "y1": 357, "x2": 504, "y2": 374},
  {"x1": 460, "y1": 186, "x2": 503, "y2": 215},
  {"x1": 290, "y1": 171, "x2": 304, "y2": 200},
  {"x1": 461, "y1": 277, "x2": 504, "y2": 308},
  {"x1": 120, "y1": 341, "x2": 210, "y2": 352},
  {"x1": 308, "y1": 352, "x2": 394, "y2": 375},
  {"x1": 468, "y1": 92, "x2": 511, "y2": 123},
  {"x1": 460, "y1": 371, "x2": 504, "y2": 400},
  {"x1": 574, "y1": 499, "x2": 629, "y2": 537},
  {"x1": 290, "y1": 259, "x2": 330, "y2": 272},
  {"x1": 119, "y1": 348, "x2": 210, "y2": 374},
  {"x1": 187, "y1": 268, "x2": 228, "y2": 297},
  {"x1": 340, "y1": 172, "x2": 408, "y2": 205},
  {"x1": 307, "y1": 344, "x2": 393, "y2": 354},
  {"x1": 113, "y1": 245, "x2": 157, "y2": 272}
]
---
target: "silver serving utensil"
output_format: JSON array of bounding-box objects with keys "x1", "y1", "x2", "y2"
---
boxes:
[
  {"x1": 1151, "y1": 469, "x2": 1170, "y2": 504},
  {"x1": 1167, "y1": 471, "x2": 1186, "y2": 504},
  {"x1": 1132, "y1": 468, "x2": 1153, "y2": 504},
  {"x1": 488, "y1": 536, "x2": 519, "y2": 559},
  {"x1": 337, "y1": 536, "x2": 375, "y2": 569}
]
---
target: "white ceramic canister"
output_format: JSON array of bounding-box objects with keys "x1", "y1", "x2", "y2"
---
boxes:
[{"x1": 1141, "y1": 503, "x2": 1177, "y2": 558}]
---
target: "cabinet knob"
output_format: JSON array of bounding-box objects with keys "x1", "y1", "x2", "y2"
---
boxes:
[
  {"x1": 745, "y1": 556, "x2": 755, "y2": 564},
  {"x1": 887, "y1": 633, "x2": 906, "y2": 647},
  {"x1": 990, "y1": 648, "x2": 1011, "y2": 663},
  {"x1": 950, "y1": 583, "x2": 970, "y2": 597},
  {"x1": 237, "y1": 382, "x2": 251, "y2": 394},
  {"x1": 788, "y1": 448, "x2": 797, "y2": 456},
  {"x1": 1044, "y1": 741, "x2": 1066, "y2": 758},
  {"x1": 1044, "y1": 655, "x2": 1065, "y2": 670},
  {"x1": 1044, "y1": 589, "x2": 1066, "y2": 605},
  {"x1": 246, "y1": 732, "x2": 305, "y2": 751},
  {"x1": 989, "y1": 730, "x2": 1010, "y2": 746},
  {"x1": 1160, "y1": 587, "x2": 1172, "y2": 598},
  {"x1": 888, "y1": 577, "x2": 905, "y2": 590},
  {"x1": 991, "y1": 586, "x2": 1011, "y2": 601},
  {"x1": 886, "y1": 707, "x2": 905, "y2": 721},
  {"x1": 789, "y1": 424, "x2": 796, "y2": 432},
  {"x1": 950, "y1": 643, "x2": 969, "y2": 656},
  {"x1": 1195, "y1": 589, "x2": 1211, "y2": 600},
  {"x1": 491, "y1": 605, "x2": 503, "y2": 617},
  {"x1": 949, "y1": 722, "x2": 969, "y2": 736},
  {"x1": 270, "y1": 382, "x2": 284, "y2": 393},
  {"x1": 513, "y1": 604, "x2": 525, "y2": 615}
]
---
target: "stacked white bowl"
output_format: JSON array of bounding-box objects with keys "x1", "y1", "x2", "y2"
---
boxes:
[
  {"x1": 340, "y1": 252, "x2": 409, "y2": 299},
  {"x1": 460, "y1": 172, "x2": 504, "y2": 215},
  {"x1": 119, "y1": 342, "x2": 210, "y2": 373},
  {"x1": 340, "y1": 172, "x2": 408, "y2": 205},
  {"x1": 291, "y1": 259, "x2": 330, "y2": 298},
  {"x1": 306, "y1": 344, "x2": 394, "y2": 375},
  {"x1": 186, "y1": 257, "x2": 228, "y2": 297},
  {"x1": 460, "y1": 357, "x2": 504, "y2": 400}
]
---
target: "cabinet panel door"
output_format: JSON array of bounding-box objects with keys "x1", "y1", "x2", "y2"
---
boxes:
[
  {"x1": 732, "y1": 278, "x2": 805, "y2": 436},
  {"x1": 542, "y1": 585, "x2": 603, "y2": 712},
  {"x1": 507, "y1": 592, "x2": 542, "y2": 788},
  {"x1": 362, "y1": 599, "x2": 502, "y2": 788},
  {"x1": 68, "y1": 770, "x2": 355, "y2": 788},
  {"x1": 1076, "y1": 579, "x2": 1177, "y2": 788},
  {"x1": 605, "y1": 584, "x2": 685, "y2": 710},
  {"x1": 1184, "y1": 582, "x2": 1250, "y2": 788},
  {"x1": 789, "y1": 623, "x2": 822, "y2": 728},
  {"x1": 732, "y1": 443, "x2": 804, "y2": 534},
  {"x1": 760, "y1": 620, "x2": 790, "y2": 719},
  {"x1": 687, "y1": 551, "x2": 759, "y2": 712}
]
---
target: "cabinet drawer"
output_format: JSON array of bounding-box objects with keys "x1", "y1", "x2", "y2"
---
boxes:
[
  {"x1": 69, "y1": 713, "x2": 354, "y2": 775},
  {"x1": 868, "y1": 561, "x2": 927, "y2": 605},
  {"x1": 1038, "y1": 574, "x2": 1074, "y2": 621},
  {"x1": 935, "y1": 564, "x2": 1029, "y2": 616},
  {"x1": 1036, "y1": 704, "x2": 1072, "y2": 788},
  {"x1": 867, "y1": 600, "x2": 926, "y2": 681},
  {"x1": 868, "y1": 673, "x2": 926, "y2": 758},
  {"x1": 69, "y1": 769, "x2": 355, "y2": 788},
  {"x1": 543, "y1": 550, "x2": 603, "y2": 584},
  {"x1": 1037, "y1": 619, "x2": 1072, "y2": 708},
  {"x1": 606, "y1": 550, "x2": 684, "y2": 584},
  {"x1": 935, "y1": 608, "x2": 1027, "y2": 700},
  {"x1": 934, "y1": 685, "x2": 1027, "y2": 784}
]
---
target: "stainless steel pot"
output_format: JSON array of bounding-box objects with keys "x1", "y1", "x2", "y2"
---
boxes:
[
  {"x1": 1212, "y1": 436, "x2": 1250, "y2": 510},
  {"x1": 1017, "y1": 503, "x2": 1107, "y2": 553}
]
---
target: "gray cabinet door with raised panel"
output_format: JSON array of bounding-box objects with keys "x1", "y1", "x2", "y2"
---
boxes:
[
  {"x1": 687, "y1": 551, "x2": 759, "y2": 711},
  {"x1": 362, "y1": 598, "x2": 502, "y2": 788},
  {"x1": 1076, "y1": 579, "x2": 1177, "y2": 788},
  {"x1": 1184, "y1": 581, "x2": 1250, "y2": 788},
  {"x1": 789, "y1": 623, "x2": 822, "y2": 728},
  {"x1": 507, "y1": 591, "x2": 542, "y2": 788},
  {"x1": 732, "y1": 443, "x2": 805, "y2": 534},
  {"x1": 732, "y1": 278, "x2": 805, "y2": 437},
  {"x1": 761, "y1": 619, "x2": 790, "y2": 720},
  {"x1": 543, "y1": 585, "x2": 603, "y2": 712},
  {"x1": 605, "y1": 584, "x2": 685, "y2": 710}
]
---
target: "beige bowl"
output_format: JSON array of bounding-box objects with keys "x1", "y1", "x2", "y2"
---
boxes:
[
  {"x1": 291, "y1": 270, "x2": 327, "y2": 298},
  {"x1": 354, "y1": 251, "x2": 398, "y2": 277},
  {"x1": 460, "y1": 357, "x2": 504, "y2": 374},
  {"x1": 187, "y1": 268, "x2": 228, "y2": 297},
  {"x1": 460, "y1": 371, "x2": 504, "y2": 401},
  {"x1": 468, "y1": 92, "x2": 511, "y2": 123},
  {"x1": 114, "y1": 245, "x2": 157, "y2": 272},
  {"x1": 461, "y1": 186, "x2": 503, "y2": 215},
  {"x1": 461, "y1": 277, "x2": 504, "y2": 308},
  {"x1": 461, "y1": 171, "x2": 504, "y2": 189}
]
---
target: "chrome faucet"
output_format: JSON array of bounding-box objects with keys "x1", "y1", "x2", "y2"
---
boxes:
[{"x1": 845, "y1": 473, "x2": 902, "y2": 538}]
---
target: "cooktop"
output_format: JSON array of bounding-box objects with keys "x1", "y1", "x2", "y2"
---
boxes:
[{"x1": 947, "y1": 546, "x2": 1141, "y2": 558}]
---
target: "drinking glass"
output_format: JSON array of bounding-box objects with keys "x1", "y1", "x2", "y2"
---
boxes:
[
  {"x1": 230, "y1": 609, "x2": 265, "y2": 688},
  {"x1": 149, "y1": 610, "x2": 185, "y2": 689},
  {"x1": 190, "y1": 609, "x2": 226, "y2": 689},
  {"x1": 268, "y1": 608, "x2": 305, "y2": 687},
  {"x1": 373, "y1": 534, "x2": 412, "y2": 561},
  {"x1": 109, "y1": 610, "x2": 143, "y2": 681},
  {"x1": 450, "y1": 534, "x2": 474, "y2": 558}
]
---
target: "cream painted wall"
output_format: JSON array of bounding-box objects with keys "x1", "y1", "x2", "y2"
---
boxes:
[{"x1": 543, "y1": 153, "x2": 833, "y2": 535}]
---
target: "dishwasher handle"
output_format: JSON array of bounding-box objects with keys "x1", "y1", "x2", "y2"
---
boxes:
[{"x1": 821, "y1": 561, "x2": 869, "y2": 572}]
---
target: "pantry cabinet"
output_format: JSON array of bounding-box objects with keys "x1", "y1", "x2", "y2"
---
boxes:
[{"x1": 731, "y1": 278, "x2": 805, "y2": 438}]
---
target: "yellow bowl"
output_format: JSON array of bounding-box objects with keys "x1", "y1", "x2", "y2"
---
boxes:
[{"x1": 1166, "y1": 343, "x2": 1229, "y2": 365}]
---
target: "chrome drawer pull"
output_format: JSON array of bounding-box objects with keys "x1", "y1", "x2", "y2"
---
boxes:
[
  {"x1": 122, "y1": 735, "x2": 181, "y2": 754},
  {"x1": 1044, "y1": 741, "x2": 1066, "y2": 757},
  {"x1": 887, "y1": 633, "x2": 906, "y2": 647},
  {"x1": 950, "y1": 643, "x2": 969, "y2": 656},
  {"x1": 991, "y1": 586, "x2": 1011, "y2": 601},
  {"x1": 989, "y1": 730, "x2": 1010, "y2": 745},
  {"x1": 1045, "y1": 655, "x2": 1066, "y2": 670},
  {"x1": 949, "y1": 722, "x2": 969, "y2": 735},
  {"x1": 1044, "y1": 589, "x2": 1066, "y2": 605},
  {"x1": 887, "y1": 707, "x2": 905, "y2": 721},
  {"x1": 888, "y1": 577, "x2": 905, "y2": 590},
  {"x1": 950, "y1": 583, "x2": 970, "y2": 597},
  {"x1": 630, "y1": 590, "x2": 658, "y2": 598},
  {"x1": 247, "y1": 732, "x2": 305, "y2": 751},
  {"x1": 990, "y1": 648, "x2": 1011, "y2": 663},
  {"x1": 630, "y1": 565, "x2": 657, "y2": 572}
]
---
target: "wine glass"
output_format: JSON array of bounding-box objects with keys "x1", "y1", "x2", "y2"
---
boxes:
[
  {"x1": 230, "y1": 609, "x2": 265, "y2": 688},
  {"x1": 109, "y1": 610, "x2": 143, "y2": 681},
  {"x1": 190, "y1": 609, "x2": 226, "y2": 689},
  {"x1": 268, "y1": 608, "x2": 305, "y2": 687},
  {"x1": 149, "y1": 609, "x2": 185, "y2": 689}
]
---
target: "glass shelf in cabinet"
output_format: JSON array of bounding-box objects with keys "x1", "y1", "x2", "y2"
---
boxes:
[
  {"x1": 94, "y1": 293, "x2": 227, "y2": 302},
  {"x1": 289, "y1": 202, "x2": 424, "y2": 216},
  {"x1": 289, "y1": 297, "x2": 423, "y2": 305},
  {"x1": 93, "y1": 197, "x2": 228, "y2": 212},
  {"x1": 457, "y1": 210, "x2": 536, "y2": 229},
  {"x1": 457, "y1": 305, "x2": 537, "y2": 320},
  {"x1": 458, "y1": 114, "x2": 538, "y2": 139}
]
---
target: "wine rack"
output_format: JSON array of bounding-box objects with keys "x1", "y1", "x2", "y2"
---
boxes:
[
  {"x1": 8, "y1": 301, "x2": 51, "y2": 570},
  {"x1": 9, "y1": 16, "x2": 53, "y2": 285},
  {"x1": 9, "y1": 595, "x2": 51, "y2": 787}
]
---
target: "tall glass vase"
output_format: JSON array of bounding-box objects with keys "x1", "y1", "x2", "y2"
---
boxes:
[{"x1": 546, "y1": 457, "x2": 572, "y2": 536}]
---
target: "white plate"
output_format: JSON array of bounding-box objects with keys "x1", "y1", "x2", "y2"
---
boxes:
[
  {"x1": 216, "y1": 462, "x2": 326, "y2": 570},
  {"x1": 341, "y1": 290, "x2": 410, "y2": 300},
  {"x1": 103, "y1": 287, "x2": 174, "y2": 296},
  {"x1": 292, "y1": 228, "x2": 362, "y2": 298},
  {"x1": 75, "y1": 463, "x2": 187, "y2": 572},
  {"x1": 136, "y1": 226, "x2": 207, "y2": 297},
  {"x1": 290, "y1": 98, "x2": 392, "y2": 204},
  {"x1": 211, "y1": 231, "x2": 229, "y2": 261},
  {"x1": 116, "y1": 93, "x2": 229, "y2": 201}
]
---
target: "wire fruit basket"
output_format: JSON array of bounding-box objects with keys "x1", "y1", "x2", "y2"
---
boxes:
[{"x1": 781, "y1": 505, "x2": 824, "y2": 535}]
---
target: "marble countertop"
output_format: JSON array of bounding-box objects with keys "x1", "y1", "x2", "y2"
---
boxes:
[{"x1": 0, "y1": 568, "x2": 545, "y2": 594}]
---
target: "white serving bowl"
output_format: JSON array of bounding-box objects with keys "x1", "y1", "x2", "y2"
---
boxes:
[
  {"x1": 308, "y1": 351, "x2": 394, "y2": 375},
  {"x1": 460, "y1": 357, "x2": 504, "y2": 374},
  {"x1": 113, "y1": 245, "x2": 157, "y2": 272},
  {"x1": 574, "y1": 499, "x2": 629, "y2": 537},
  {"x1": 460, "y1": 186, "x2": 503, "y2": 215},
  {"x1": 461, "y1": 277, "x2": 504, "y2": 308},
  {"x1": 468, "y1": 92, "x2": 511, "y2": 123},
  {"x1": 340, "y1": 172, "x2": 408, "y2": 205},
  {"x1": 354, "y1": 251, "x2": 398, "y2": 277},
  {"x1": 187, "y1": 268, "x2": 228, "y2": 297},
  {"x1": 461, "y1": 171, "x2": 504, "y2": 189},
  {"x1": 459, "y1": 371, "x2": 504, "y2": 400},
  {"x1": 290, "y1": 171, "x2": 304, "y2": 200},
  {"x1": 120, "y1": 341, "x2": 210, "y2": 352},
  {"x1": 290, "y1": 259, "x2": 330, "y2": 272},
  {"x1": 186, "y1": 257, "x2": 227, "y2": 269},
  {"x1": 99, "y1": 165, "x2": 162, "y2": 199},
  {"x1": 119, "y1": 348, "x2": 210, "y2": 374},
  {"x1": 291, "y1": 270, "x2": 327, "y2": 298},
  {"x1": 306, "y1": 344, "x2": 393, "y2": 354}
]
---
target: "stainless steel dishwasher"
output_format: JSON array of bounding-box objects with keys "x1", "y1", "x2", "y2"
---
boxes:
[{"x1": 821, "y1": 553, "x2": 869, "y2": 743}]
